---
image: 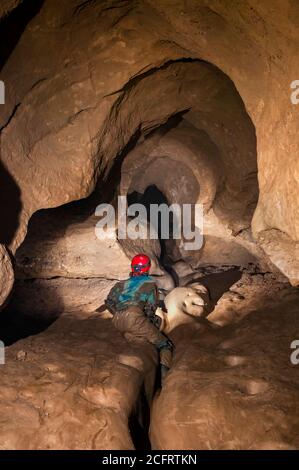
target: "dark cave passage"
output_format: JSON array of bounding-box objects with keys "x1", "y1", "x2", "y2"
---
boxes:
[
  {"x1": 0, "y1": 57, "x2": 261, "y2": 352},
  {"x1": 1, "y1": 56, "x2": 261, "y2": 331},
  {"x1": 127, "y1": 184, "x2": 179, "y2": 288},
  {"x1": 0, "y1": 54, "x2": 263, "y2": 454},
  {"x1": 0, "y1": 307, "x2": 52, "y2": 346}
]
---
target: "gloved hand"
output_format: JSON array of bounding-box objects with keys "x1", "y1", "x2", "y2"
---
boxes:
[
  {"x1": 145, "y1": 305, "x2": 163, "y2": 329},
  {"x1": 151, "y1": 314, "x2": 162, "y2": 329}
]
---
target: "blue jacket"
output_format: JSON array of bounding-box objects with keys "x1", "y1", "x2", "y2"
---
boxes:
[{"x1": 106, "y1": 275, "x2": 158, "y2": 314}]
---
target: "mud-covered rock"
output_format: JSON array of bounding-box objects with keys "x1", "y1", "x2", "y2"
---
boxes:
[{"x1": 0, "y1": 245, "x2": 14, "y2": 311}]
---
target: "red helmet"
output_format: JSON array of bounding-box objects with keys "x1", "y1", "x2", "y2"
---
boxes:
[{"x1": 131, "y1": 254, "x2": 151, "y2": 275}]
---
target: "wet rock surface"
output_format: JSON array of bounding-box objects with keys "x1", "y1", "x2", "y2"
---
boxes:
[
  {"x1": 0, "y1": 0, "x2": 298, "y2": 302},
  {"x1": 0, "y1": 272, "x2": 298, "y2": 450},
  {"x1": 0, "y1": 313, "x2": 157, "y2": 450},
  {"x1": 150, "y1": 275, "x2": 299, "y2": 450},
  {"x1": 0, "y1": 0, "x2": 299, "y2": 451},
  {"x1": 0, "y1": 245, "x2": 14, "y2": 311}
]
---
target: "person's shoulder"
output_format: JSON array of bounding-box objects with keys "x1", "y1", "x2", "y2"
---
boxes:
[
  {"x1": 145, "y1": 276, "x2": 157, "y2": 286},
  {"x1": 114, "y1": 278, "x2": 129, "y2": 288}
]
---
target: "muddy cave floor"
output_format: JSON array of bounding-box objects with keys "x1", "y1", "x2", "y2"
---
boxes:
[{"x1": 0, "y1": 269, "x2": 299, "y2": 450}]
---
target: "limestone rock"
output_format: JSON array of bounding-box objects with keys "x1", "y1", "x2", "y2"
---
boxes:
[
  {"x1": 0, "y1": 314, "x2": 157, "y2": 449},
  {"x1": 15, "y1": 212, "x2": 131, "y2": 281},
  {"x1": 0, "y1": 244, "x2": 14, "y2": 311},
  {"x1": 0, "y1": 0, "x2": 298, "y2": 284},
  {"x1": 156, "y1": 284, "x2": 210, "y2": 334},
  {"x1": 257, "y1": 229, "x2": 299, "y2": 287},
  {"x1": 0, "y1": 0, "x2": 22, "y2": 18},
  {"x1": 9, "y1": 278, "x2": 115, "y2": 318},
  {"x1": 207, "y1": 271, "x2": 289, "y2": 326},
  {"x1": 150, "y1": 278, "x2": 299, "y2": 450}
]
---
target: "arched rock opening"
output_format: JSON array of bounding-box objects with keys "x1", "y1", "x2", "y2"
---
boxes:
[
  {"x1": 1, "y1": 59, "x2": 264, "y2": 325},
  {"x1": 1, "y1": 0, "x2": 299, "y2": 453}
]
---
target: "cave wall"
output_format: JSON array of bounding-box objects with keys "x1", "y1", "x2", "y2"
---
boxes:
[
  {"x1": 1, "y1": 0, "x2": 299, "y2": 311},
  {"x1": 117, "y1": 60, "x2": 258, "y2": 231},
  {"x1": 0, "y1": 0, "x2": 22, "y2": 19}
]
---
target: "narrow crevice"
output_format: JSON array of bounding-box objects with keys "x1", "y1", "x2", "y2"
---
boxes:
[
  {"x1": 129, "y1": 383, "x2": 152, "y2": 450},
  {"x1": 0, "y1": 102, "x2": 21, "y2": 132},
  {"x1": 127, "y1": 184, "x2": 179, "y2": 287},
  {"x1": 129, "y1": 366, "x2": 164, "y2": 450},
  {"x1": 13, "y1": 274, "x2": 124, "y2": 282},
  {"x1": 103, "y1": 57, "x2": 207, "y2": 99}
]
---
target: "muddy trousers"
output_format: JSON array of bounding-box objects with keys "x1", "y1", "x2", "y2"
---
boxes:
[{"x1": 112, "y1": 307, "x2": 172, "y2": 369}]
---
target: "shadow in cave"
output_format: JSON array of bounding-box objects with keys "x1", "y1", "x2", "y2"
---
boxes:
[
  {"x1": 127, "y1": 184, "x2": 179, "y2": 286},
  {"x1": 0, "y1": 258, "x2": 68, "y2": 346},
  {"x1": 188, "y1": 267, "x2": 243, "y2": 307},
  {"x1": 0, "y1": 0, "x2": 45, "y2": 70},
  {"x1": 0, "y1": 160, "x2": 22, "y2": 245},
  {"x1": 0, "y1": 128, "x2": 146, "y2": 346},
  {"x1": 128, "y1": 383, "x2": 152, "y2": 450},
  {"x1": 0, "y1": 305, "x2": 55, "y2": 346}
]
